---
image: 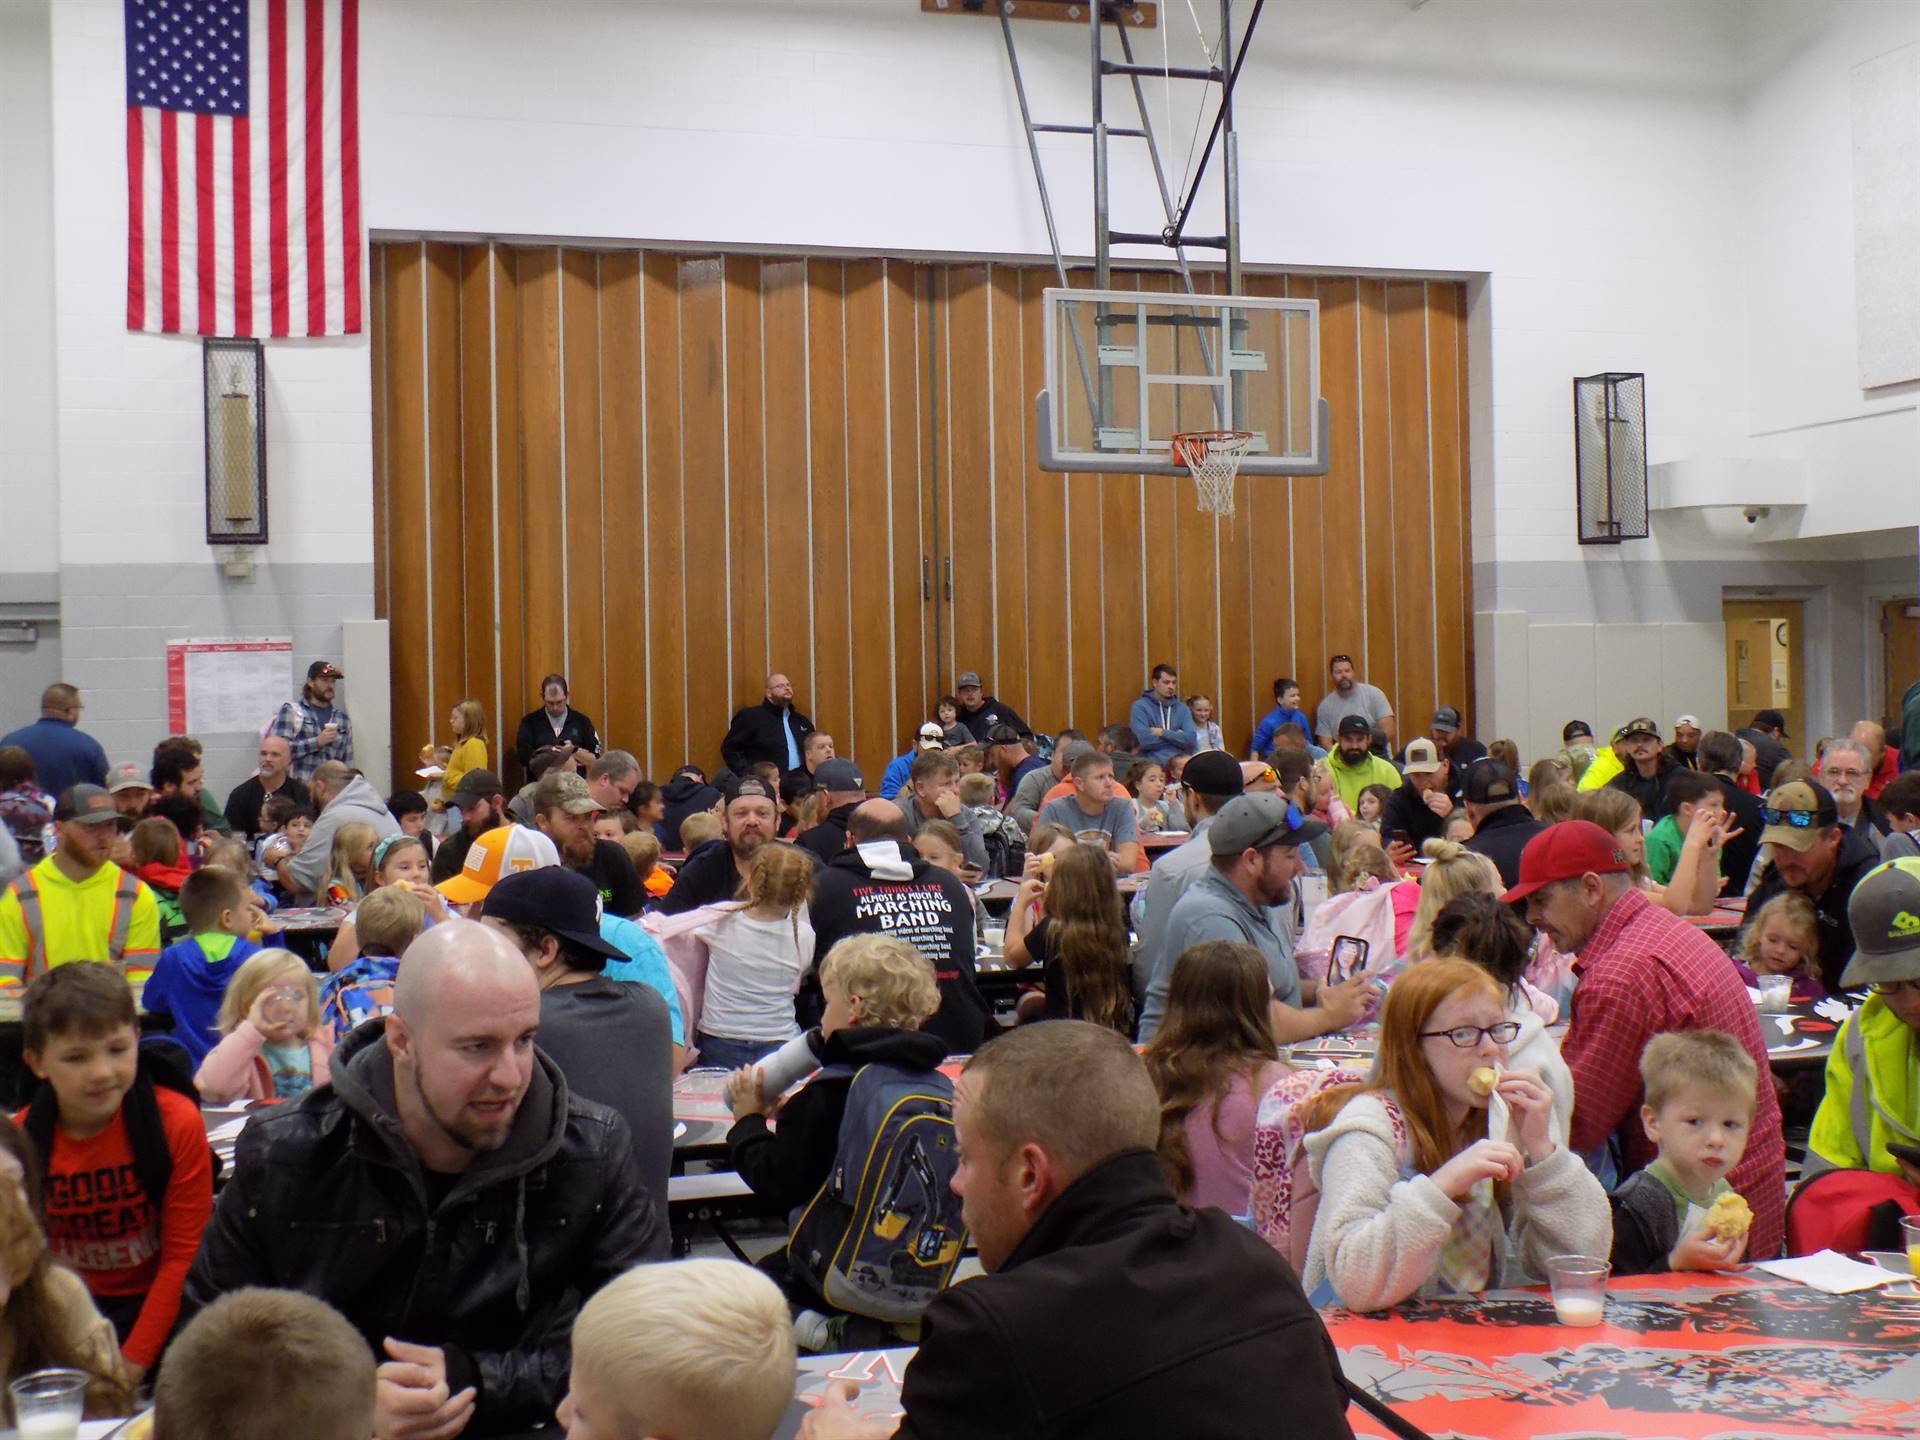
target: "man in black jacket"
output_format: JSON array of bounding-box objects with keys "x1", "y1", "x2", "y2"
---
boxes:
[
  {"x1": 1608, "y1": 716, "x2": 1680, "y2": 819},
  {"x1": 808, "y1": 800, "x2": 986, "y2": 1055},
  {"x1": 1699, "y1": 729, "x2": 1766, "y2": 895},
  {"x1": 1737, "y1": 707, "x2": 1794, "y2": 791},
  {"x1": 721, "y1": 672, "x2": 814, "y2": 783},
  {"x1": 802, "y1": 1022, "x2": 1354, "y2": 1440},
  {"x1": 659, "y1": 779, "x2": 784, "y2": 913},
  {"x1": 1425, "y1": 705, "x2": 1486, "y2": 803},
  {"x1": 953, "y1": 670, "x2": 1027, "y2": 745},
  {"x1": 513, "y1": 674, "x2": 601, "y2": 775},
  {"x1": 796, "y1": 759, "x2": 867, "y2": 865},
  {"x1": 1380, "y1": 737, "x2": 1452, "y2": 860},
  {"x1": 1461, "y1": 761, "x2": 1544, "y2": 888},
  {"x1": 181, "y1": 921, "x2": 662, "y2": 1438}
]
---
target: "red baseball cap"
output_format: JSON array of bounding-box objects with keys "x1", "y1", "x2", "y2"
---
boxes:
[{"x1": 1499, "y1": 820, "x2": 1632, "y2": 903}]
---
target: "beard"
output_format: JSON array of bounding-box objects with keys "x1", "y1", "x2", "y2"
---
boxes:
[
  {"x1": 413, "y1": 1060, "x2": 516, "y2": 1156},
  {"x1": 564, "y1": 831, "x2": 597, "y2": 868}
]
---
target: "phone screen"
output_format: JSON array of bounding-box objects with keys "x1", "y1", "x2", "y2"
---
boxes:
[{"x1": 1329, "y1": 936, "x2": 1370, "y2": 985}]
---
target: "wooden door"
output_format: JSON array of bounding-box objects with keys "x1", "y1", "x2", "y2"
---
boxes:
[
  {"x1": 1885, "y1": 598, "x2": 1920, "y2": 728},
  {"x1": 1723, "y1": 600, "x2": 1804, "y2": 740}
]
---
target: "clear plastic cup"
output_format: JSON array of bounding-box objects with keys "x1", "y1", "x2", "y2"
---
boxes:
[
  {"x1": 1902, "y1": 1215, "x2": 1920, "y2": 1280},
  {"x1": 9, "y1": 1368, "x2": 88, "y2": 1440},
  {"x1": 1755, "y1": 975, "x2": 1792, "y2": 1011},
  {"x1": 1545, "y1": 1254, "x2": 1610, "y2": 1327}
]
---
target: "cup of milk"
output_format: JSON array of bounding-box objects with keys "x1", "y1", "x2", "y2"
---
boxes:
[
  {"x1": 1545, "y1": 1254, "x2": 1610, "y2": 1327},
  {"x1": 9, "y1": 1368, "x2": 88, "y2": 1440},
  {"x1": 1755, "y1": 975, "x2": 1792, "y2": 1011}
]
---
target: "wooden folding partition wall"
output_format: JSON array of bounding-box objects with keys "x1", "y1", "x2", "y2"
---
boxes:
[{"x1": 370, "y1": 241, "x2": 1470, "y2": 791}]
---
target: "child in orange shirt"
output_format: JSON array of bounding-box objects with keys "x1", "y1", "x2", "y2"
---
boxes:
[{"x1": 17, "y1": 962, "x2": 213, "y2": 1381}]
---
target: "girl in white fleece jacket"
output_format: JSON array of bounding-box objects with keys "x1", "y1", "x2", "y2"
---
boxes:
[{"x1": 1301, "y1": 958, "x2": 1610, "y2": 1311}]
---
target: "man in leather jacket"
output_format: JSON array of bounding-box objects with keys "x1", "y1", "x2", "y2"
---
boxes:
[{"x1": 181, "y1": 921, "x2": 663, "y2": 1438}]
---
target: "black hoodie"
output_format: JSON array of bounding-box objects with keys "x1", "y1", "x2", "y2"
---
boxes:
[
  {"x1": 726, "y1": 1024, "x2": 950, "y2": 1213},
  {"x1": 810, "y1": 841, "x2": 989, "y2": 1054},
  {"x1": 180, "y1": 1021, "x2": 663, "y2": 1435},
  {"x1": 659, "y1": 774, "x2": 722, "y2": 851}
]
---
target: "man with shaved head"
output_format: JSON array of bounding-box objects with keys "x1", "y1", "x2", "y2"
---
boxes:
[
  {"x1": 806, "y1": 798, "x2": 988, "y2": 1053},
  {"x1": 183, "y1": 921, "x2": 662, "y2": 1438},
  {"x1": 720, "y1": 670, "x2": 815, "y2": 790}
]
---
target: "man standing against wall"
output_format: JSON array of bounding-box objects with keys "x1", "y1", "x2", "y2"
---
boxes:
[
  {"x1": 270, "y1": 662, "x2": 353, "y2": 784},
  {"x1": 720, "y1": 673, "x2": 814, "y2": 785},
  {"x1": 1313, "y1": 654, "x2": 1393, "y2": 749},
  {"x1": 0, "y1": 686, "x2": 108, "y2": 797},
  {"x1": 514, "y1": 674, "x2": 602, "y2": 774}
]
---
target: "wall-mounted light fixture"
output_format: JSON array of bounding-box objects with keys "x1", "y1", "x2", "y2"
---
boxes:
[{"x1": 203, "y1": 338, "x2": 267, "y2": 574}]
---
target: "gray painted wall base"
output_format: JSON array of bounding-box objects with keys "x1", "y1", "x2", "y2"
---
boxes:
[{"x1": 56, "y1": 561, "x2": 375, "y2": 801}]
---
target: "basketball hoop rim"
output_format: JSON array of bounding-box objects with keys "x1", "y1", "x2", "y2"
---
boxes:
[{"x1": 1170, "y1": 429, "x2": 1256, "y2": 469}]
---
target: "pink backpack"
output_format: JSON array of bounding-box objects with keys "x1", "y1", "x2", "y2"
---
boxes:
[{"x1": 1250, "y1": 1067, "x2": 1405, "y2": 1273}]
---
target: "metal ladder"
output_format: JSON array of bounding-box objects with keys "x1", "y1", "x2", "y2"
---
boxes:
[{"x1": 997, "y1": 0, "x2": 1268, "y2": 432}]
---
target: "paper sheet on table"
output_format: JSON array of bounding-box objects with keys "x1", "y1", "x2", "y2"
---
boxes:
[
  {"x1": 1753, "y1": 1249, "x2": 1910, "y2": 1293},
  {"x1": 206, "y1": 1114, "x2": 252, "y2": 1147}
]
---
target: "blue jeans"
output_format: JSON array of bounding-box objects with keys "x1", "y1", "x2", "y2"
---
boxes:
[{"x1": 696, "y1": 1032, "x2": 783, "y2": 1072}]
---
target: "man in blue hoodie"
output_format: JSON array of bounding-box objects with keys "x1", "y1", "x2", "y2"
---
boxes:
[{"x1": 1129, "y1": 665, "x2": 1198, "y2": 765}]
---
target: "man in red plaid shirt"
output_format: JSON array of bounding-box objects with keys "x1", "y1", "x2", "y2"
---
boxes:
[{"x1": 1507, "y1": 821, "x2": 1786, "y2": 1257}]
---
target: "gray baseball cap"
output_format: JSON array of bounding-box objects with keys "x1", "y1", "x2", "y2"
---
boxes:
[
  {"x1": 1207, "y1": 793, "x2": 1328, "y2": 855},
  {"x1": 1840, "y1": 857, "x2": 1920, "y2": 987},
  {"x1": 815, "y1": 759, "x2": 865, "y2": 792}
]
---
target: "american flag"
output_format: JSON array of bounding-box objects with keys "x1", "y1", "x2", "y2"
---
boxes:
[{"x1": 125, "y1": 0, "x2": 361, "y2": 337}]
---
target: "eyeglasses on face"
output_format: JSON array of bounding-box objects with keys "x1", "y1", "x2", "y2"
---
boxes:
[
  {"x1": 1418, "y1": 1021, "x2": 1523, "y2": 1049},
  {"x1": 1873, "y1": 979, "x2": 1920, "y2": 997},
  {"x1": 1760, "y1": 807, "x2": 1817, "y2": 827}
]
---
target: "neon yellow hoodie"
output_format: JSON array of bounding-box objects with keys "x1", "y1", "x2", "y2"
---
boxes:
[{"x1": 1807, "y1": 994, "x2": 1920, "y2": 1174}]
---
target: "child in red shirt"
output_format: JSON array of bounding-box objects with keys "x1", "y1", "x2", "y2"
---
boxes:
[{"x1": 17, "y1": 961, "x2": 213, "y2": 1381}]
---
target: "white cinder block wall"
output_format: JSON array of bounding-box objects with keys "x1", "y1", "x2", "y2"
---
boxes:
[{"x1": 20, "y1": 0, "x2": 1920, "y2": 793}]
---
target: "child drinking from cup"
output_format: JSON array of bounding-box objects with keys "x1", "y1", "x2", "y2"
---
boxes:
[{"x1": 195, "y1": 950, "x2": 333, "y2": 1103}]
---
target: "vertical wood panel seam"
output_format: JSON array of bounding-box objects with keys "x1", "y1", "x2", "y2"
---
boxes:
[
  {"x1": 676, "y1": 261, "x2": 690, "y2": 756},
  {"x1": 596, "y1": 256, "x2": 609, "y2": 732},
  {"x1": 803, "y1": 264, "x2": 817, "y2": 705},
  {"x1": 556, "y1": 251, "x2": 570, "y2": 674},
  {"x1": 488, "y1": 247, "x2": 503, "y2": 759},
  {"x1": 985, "y1": 266, "x2": 997, "y2": 686},
  {"x1": 942, "y1": 268, "x2": 954, "y2": 682},
  {"x1": 841, "y1": 258, "x2": 854, "y2": 732},
  {"x1": 638, "y1": 251, "x2": 652, "y2": 771},
  {"x1": 419, "y1": 241, "x2": 434, "y2": 726},
  {"x1": 1351, "y1": 283, "x2": 1364, "y2": 673},
  {"x1": 1423, "y1": 283, "x2": 1439, "y2": 711},
  {"x1": 720, "y1": 260, "x2": 734, "y2": 717},
  {"x1": 882, "y1": 262, "x2": 897, "y2": 755}
]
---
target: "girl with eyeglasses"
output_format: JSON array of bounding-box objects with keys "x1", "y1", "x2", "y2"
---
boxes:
[{"x1": 1298, "y1": 958, "x2": 1610, "y2": 1311}]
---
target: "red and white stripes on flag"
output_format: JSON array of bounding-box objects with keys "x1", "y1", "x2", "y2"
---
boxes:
[{"x1": 125, "y1": 0, "x2": 361, "y2": 337}]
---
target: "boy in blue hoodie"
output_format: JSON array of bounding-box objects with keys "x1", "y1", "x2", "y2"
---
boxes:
[
  {"x1": 1129, "y1": 664, "x2": 1198, "y2": 765},
  {"x1": 1249, "y1": 676, "x2": 1314, "y2": 759},
  {"x1": 141, "y1": 865, "x2": 262, "y2": 1064}
]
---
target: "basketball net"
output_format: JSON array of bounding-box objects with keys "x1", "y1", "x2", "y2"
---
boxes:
[{"x1": 1171, "y1": 430, "x2": 1254, "y2": 516}]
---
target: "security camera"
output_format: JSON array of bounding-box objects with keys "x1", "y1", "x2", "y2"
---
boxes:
[{"x1": 1743, "y1": 506, "x2": 1771, "y2": 525}]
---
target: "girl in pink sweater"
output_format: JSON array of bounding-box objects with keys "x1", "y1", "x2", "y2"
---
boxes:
[
  {"x1": 195, "y1": 951, "x2": 335, "y2": 1104},
  {"x1": 1142, "y1": 940, "x2": 1287, "y2": 1215}
]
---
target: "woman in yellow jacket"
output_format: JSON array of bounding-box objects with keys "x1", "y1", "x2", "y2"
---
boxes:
[
  {"x1": 1805, "y1": 857, "x2": 1920, "y2": 1177},
  {"x1": 439, "y1": 699, "x2": 489, "y2": 806}
]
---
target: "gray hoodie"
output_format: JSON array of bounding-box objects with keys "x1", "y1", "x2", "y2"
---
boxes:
[{"x1": 285, "y1": 770, "x2": 400, "y2": 899}]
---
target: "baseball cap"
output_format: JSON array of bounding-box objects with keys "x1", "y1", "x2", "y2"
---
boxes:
[
  {"x1": 1753, "y1": 708, "x2": 1790, "y2": 737},
  {"x1": 916, "y1": 722, "x2": 945, "y2": 750},
  {"x1": 724, "y1": 777, "x2": 776, "y2": 807},
  {"x1": 1840, "y1": 857, "x2": 1920, "y2": 987},
  {"x1": 1059, "y1": 740, "x2": 1097, "y2": 769},
  {"x1": 1674, "y1": 714, "x2": 1702, "y2": 731},
  {"x1": 1562, "y1": 720, "x2": 1595, "y2": 744},
  {"x1": 1207, "y1": 793, "x2": 1327, "y2": 855},
  {"x1": 956, "y1": 671, "x2": 982, "y2": 688},
  {"x1": 481, "y1": 867, "x2": 626, "y2": 962},
  {"x1": 307, "y1": 660, "x2": 344, "y2": 680},
  {"x1": 105, "y1": 762, "x2": 150, "y2": 794},
  {"x1": 437, "y1": 823, "x2": 561, "y2": 904},
  {"x1": 815, "y1": 758, "x2": 865, "y2": 793},
  {"x1": 1183, "y1": 750, "x2": 1245, "y2": 799},
  {"x1": 986, "y1": 723, "x2": 1026, "y2": 746},
  {"x1": 1431, "y1": 706, "x2": 1462, "y2": 735},
  {"x1": 450, "y1": 769, "x2": 505, "y2": 806},
  {"x1": 1759, "y1": 779, "x2": 1838, "y2": 853},
  {"x1": 534, "y1": 772, "x2": 604, "y2": 816},
  {"x1": 1337, "y1": 714, "x2": 1373, "y2": 738},
  {"x1": 54, "y1": 784, "x2": 119, "y2": 825},
  {"x1": 1614, "y1": 717, "x2": 1661, "y2": 742},
  {"x1": 1500, "y1": 820, "x2": 1632, "y2": 903},
  {"x1": 1402, "y1": 738, "x2": 1444, "y2": 775},
  {"x1": 1464, "y1": 760, "x2": 1519, "y2": 806}
]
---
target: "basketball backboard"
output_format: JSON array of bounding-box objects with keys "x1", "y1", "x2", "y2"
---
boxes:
[{"x1": 1037, "y1": 286, "x2": 1329, "y2": 476}]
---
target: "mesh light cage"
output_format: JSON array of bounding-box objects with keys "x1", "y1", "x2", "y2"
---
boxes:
[
  {"x1": 203, "y1": 337, "x2": 268, "y2": 545},
  {"x1": 1572, "y1": 372, "x2": 1648, "y2": 545}
]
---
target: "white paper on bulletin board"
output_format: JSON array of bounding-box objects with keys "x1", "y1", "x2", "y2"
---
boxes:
[{"x1": 166, "y1": 638, "x2": 293, "y2": 735}]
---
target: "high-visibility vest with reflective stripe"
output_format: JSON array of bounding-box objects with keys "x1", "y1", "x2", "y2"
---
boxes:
[{"x1": 7, "y1": 864, "x2": 141, "y2": 980}]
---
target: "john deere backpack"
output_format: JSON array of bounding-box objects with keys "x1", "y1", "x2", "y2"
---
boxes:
[{"x1": 788, "y1": 1063, "x2": 967, "y2": 1323}]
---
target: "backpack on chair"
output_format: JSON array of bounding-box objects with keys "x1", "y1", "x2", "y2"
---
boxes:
[
  {"x1": 788, "y1": 1063, "x2": 968, "y2": 1324},
  {"x1": 1250, "y1": 1066, "x2": 1404, "y2": 1273}
]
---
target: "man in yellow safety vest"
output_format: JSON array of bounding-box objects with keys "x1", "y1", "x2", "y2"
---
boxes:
[{"x1": 0, "y1": 783, "x2": 161, "y2": 986}]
